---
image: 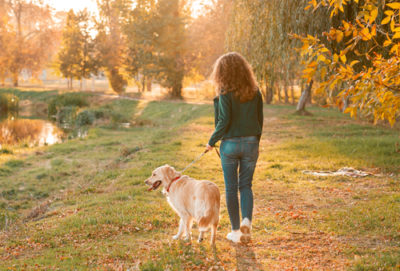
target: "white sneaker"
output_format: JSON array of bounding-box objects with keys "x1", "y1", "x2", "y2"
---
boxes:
[
  {"x1": 226, "y1": 230, "x2": 242, "y2": 243},
  {"x1": 240, "y1": 218, "x2": 251, "y2": 244}
]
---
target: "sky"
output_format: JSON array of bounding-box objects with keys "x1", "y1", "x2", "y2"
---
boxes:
[
  {"x1": 47, "y1": 0, "x2": 98, "y2": 13},
  {"x1": 47, "y1": 0, "x2": 211, "y2": 17}
]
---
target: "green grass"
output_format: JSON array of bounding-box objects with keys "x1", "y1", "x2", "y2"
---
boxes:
[
  {"x1": 0, "y1": 91, "x2": 399, "y2": 270},
  {"x1": 0, "y1": 88, "x2": 59, "y2": 103}
]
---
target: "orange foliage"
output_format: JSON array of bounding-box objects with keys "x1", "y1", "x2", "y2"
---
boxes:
[
  {"x1": 296, "y1": 0, "x2": 400, "y2": 126},
  {"x1": 0, "y1": 119, "x2": 61, "y2": 146}
]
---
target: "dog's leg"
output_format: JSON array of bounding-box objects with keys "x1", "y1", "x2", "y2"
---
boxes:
[
  {"x1": 210, "y1": 224, "x2": 217, "y2": 246},
  {"x1": 183, "y1": 217, "x2": 193, "y2": 241},
  {"x1": 198, "y1": 230, "x2": 205, "y2": 243},
  {"x1": 173, "y1": 218, "x2": 185, "y2": 240}
]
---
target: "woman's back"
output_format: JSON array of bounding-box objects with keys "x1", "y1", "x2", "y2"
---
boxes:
[{"x1": 210, "y1": 90, "x2": 263, "y2": 147}]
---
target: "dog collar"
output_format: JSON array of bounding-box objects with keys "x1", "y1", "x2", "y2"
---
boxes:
[{"x1": 166, "y1": 175, "x2": 182, "y2": 193}]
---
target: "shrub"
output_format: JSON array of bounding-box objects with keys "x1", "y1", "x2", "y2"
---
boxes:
[
  {"x1": 76, "y1": 110, "x2": 95, "y2": 127},
  {"x1": 0, "y1": 93, "x2": 19, "y2": 117},
  {"x1": 0, "y1": 119, "x2": 43, "y2": 145},
  {"x1": 48, "y1": 93, "x2": 89, "y2": 120},
  {"x1": 0, "y1": 148, "x2": 13, "y2": 155},
  {"x1": 108, "y1": 68, "x2": 127, "y2": 94},
  {"x1": 110, "y1": 112, "x2": 129, "y2": 124},
  {"x1": 57, "y1": 106, "x2": 77, "y2": 128}
]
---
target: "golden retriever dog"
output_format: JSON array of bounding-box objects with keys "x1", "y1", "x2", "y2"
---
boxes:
[{"x1": 145, "y1": 164, "x2": 220, "y2": 245}]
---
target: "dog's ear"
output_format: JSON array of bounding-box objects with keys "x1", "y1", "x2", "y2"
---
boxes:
[{"x1": 163, "y1": 165, "x2": 177, "y2": 181}]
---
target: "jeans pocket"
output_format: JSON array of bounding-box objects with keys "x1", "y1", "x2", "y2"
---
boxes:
[
  {"x1": 244, "y1": 141, "x2": 259, "y2": 162},
  {"x1": 221, "y1": 140, "x2": 239, "y2": 159}
]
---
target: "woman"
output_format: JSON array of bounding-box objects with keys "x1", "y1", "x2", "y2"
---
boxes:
[{"x1": 206, "y1": 52, "x2": 263, "y2": 244}]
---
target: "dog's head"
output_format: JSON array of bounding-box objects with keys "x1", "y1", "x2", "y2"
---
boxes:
[{"x1": 145, "y1": 164, "x2": 180, "y2": 191}]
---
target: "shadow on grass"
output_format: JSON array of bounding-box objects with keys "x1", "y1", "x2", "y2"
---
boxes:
[{"x1": 234, "y1": 243, "x2": 263, "y2": 271}]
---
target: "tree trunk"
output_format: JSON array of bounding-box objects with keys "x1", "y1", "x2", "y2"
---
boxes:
[
  {"x1": 284, "y1": 81, "x2": 289, "y2": 103},
  {"x1": 307, "y1": 88, "x2": 312, "y2": 104},
  {"x1": 290, "y1": 84, "x2": 295, "y2": 105},
  {"x1": 141, "y1": 75, "x2": 146, "y2": 92},
  {"x1": 342, "y1": 96, "x2": 350, "y2": 112},
  {"x1": 146, "y1": 77, "x2": 152, "y2": 92},
  {"x1": 295, "y1": 80, "x2": 313, "y2": 115},
  {"x1": 12, "y1": 73, "x2": 18, "y2": 87},
  {"x1": 277, "y1": 82, "x2": 282, "y2": 103},
  {"x1": 265, "y1": 79, "x2": 273, "y2": 104},
  {"x1": 171, "y1": 82, "x2": 182, "y2": 98},
  {"x1": 91, "y1": 76, "x2": 95, "y2": 92}
]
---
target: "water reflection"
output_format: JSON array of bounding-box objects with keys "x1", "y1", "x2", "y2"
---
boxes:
[{"x1": 0, "y1": 119, "x2": 63, "y2": 146}]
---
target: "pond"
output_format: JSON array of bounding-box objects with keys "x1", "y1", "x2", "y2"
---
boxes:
[
  {"x1": 0, "y1": 90, "x2": 96, "y2": 148},
  {"x1": 0, "y1": 118, "x2": 64, "y2": 147}
]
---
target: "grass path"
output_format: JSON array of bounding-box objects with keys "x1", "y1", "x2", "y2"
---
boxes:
[{"x1": 0, "y1": 97, "x2": 399, "y2": 270}]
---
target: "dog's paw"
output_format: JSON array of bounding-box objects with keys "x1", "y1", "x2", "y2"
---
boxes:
[{"x1": 172, "y1": 234, "x2": 180, "y2": 240}]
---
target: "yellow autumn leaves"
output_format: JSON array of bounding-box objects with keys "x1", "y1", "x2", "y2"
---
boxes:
[{"x1": 298, "y1": 0, "x2": 400, "y2": 126}]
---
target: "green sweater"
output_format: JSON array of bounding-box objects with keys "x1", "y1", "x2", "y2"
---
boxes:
[{"x1": 208, "y1": 90, "x2": 263, "y2": 147}]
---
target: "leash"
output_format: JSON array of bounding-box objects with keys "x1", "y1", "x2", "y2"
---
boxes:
[
  {"x1": 166, "y1": 147, "x2": 220, "y2": 193},
  {"x1": 166, "y1": 147, "x2": 221, "y2": 193},
  {"x1": 215, "y1": 147, "x2": 221, "y2": 158},
  {"x1": 180, "y1": 146, "x2": 220, "y2": 174},
  {"x1": 166, "y1": 149, "x2": 208, "y2": 192},
  {"x1": 181, "y1": 150, "x2": 208, "y2": 174}
]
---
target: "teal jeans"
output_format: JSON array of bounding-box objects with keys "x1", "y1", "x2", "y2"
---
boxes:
[{"x1": 220, "y1": 136, "x2": 259, "y2": 230}]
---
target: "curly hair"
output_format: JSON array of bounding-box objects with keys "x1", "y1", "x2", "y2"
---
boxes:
[{"x1": 210, "y1": 52, "x2": 258, "y2": 103}]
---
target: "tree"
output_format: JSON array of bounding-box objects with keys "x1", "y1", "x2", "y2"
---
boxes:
[
  {"x1": 226, "y1": 0, "x2": 331, "y2": 105},
  {"x1": 0, "y1": 0, "x2": 12, "y2": 86},
  {"x1": 77, "y1": 10, "x2": 98, "y2": 89},
  {"x1": 297, "y1": 0, "x2": 400, "y2": 126},
  {"x1": 57, "y1": 9, "x2": 97, "y2": 90},
  {"x1": 57, "y1": 10, "x2": 82, "y2": 89},
  {"x1": 6, "y1": 0, "x2": 58, "y2": 86},
  {"x1": 95, "y1": 0, "x2": 132, "y2": 94},
  {"x1": 125, "y1": 0, "x2": 157, "y2": 92},
  {"x1": 152, "y1": 0, "x2": 187, "y2": 98},
  {"x1": 185, "y1": 0, "x2": 232, "y2": 78}
]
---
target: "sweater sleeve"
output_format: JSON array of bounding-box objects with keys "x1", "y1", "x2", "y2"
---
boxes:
[
  {"x1": 257, "y1": 90, "x2": 264, "y2": 134},
  {"x1": 213, "y1": 96, "x2": 219, "y2": 127},
  {"x1": 208, "y1": 93, "x2": 231, "y2": 147}
]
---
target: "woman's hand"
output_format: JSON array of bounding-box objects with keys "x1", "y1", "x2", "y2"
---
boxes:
[{"x1": 205, "y1": 144, "x2": 214, "y2": 152}]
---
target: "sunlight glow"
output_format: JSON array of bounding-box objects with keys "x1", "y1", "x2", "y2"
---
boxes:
[
  {"x1": 191, "y1": 0, "x2": 213, "y2": 18},
  {"x1": 47, "y1": 0, "x2": 98, "y2": 13},
  {"x1": 47, "y1": 0, "x2": 213, "y2": 18}
]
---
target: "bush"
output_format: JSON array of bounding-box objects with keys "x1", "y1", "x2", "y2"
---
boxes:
[
  {"x1": 83, "y1": 107, "x2": 130, "y2": 126},
  {"x1": 0, "y1": 148, "x2": 13, "y2": 155},
  {"x1": 48, "y1": 93, "x2": 89, "y2": 120},
  {"x1": 0, "y1": 119, "x2": 44, "y2": 145},
  {"x1": 76, "y1": 110, "x2": 95, "y2": 127},
  {"x1": 92, "y1": 109, "x2": 106, "y2": 119},
  {"x1": 57, "y1": 106, "x2": 77, "y2": 128},
  {"x1": 108, "y1": 68, "x2": 127, "y2": 94},
  {"x1": 0, "y1": 93, "x2": 19, "y2": 117},
  {"x1": 110, "y1": 111, "x2": 129, "y2": 124}
]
